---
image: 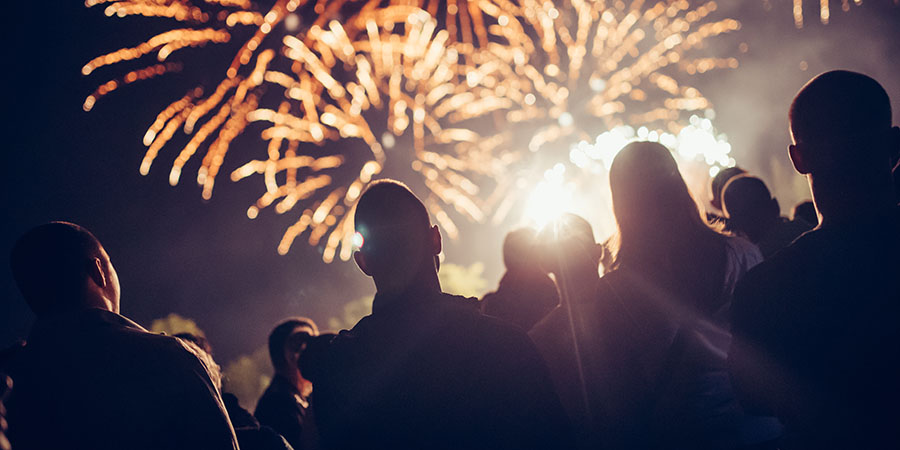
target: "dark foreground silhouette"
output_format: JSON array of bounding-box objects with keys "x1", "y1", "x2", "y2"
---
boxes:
[
  {"x1": 730, "y1": 70, "x2": 900, "y2": 450},
  {"x1": 300, "y1": 181, "x2": 574, "y2": 450},
  {"x1": 5, "y1": 222, "x2": 238, "y2": 450},
  {"x1": 481, "y1": 227, "x2": 560, "y2": 331},
  {"x1": 3, "y1": 70, "x2": 900, "y2": 450},
  {"x1": 255, "y1": 318, "x2": 323, "y2": 450}
]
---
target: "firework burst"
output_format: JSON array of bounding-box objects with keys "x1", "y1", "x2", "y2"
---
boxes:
[
  {"x1": 84, "y1": 0, "x2": 741, "y2": 261},
  {"x1": 410, "y1": 0, "x2": 742, "y2": 225}
]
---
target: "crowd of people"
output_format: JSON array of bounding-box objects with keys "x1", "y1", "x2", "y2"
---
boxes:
[{"x1": 2, "y1": 69, "x2": 898, "y2": 450}]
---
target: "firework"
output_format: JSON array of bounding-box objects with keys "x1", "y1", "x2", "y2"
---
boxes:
[
  {"x1": 419, "y1": 0, "x2": 741, "y2": 226},
  {"x1": 773, "y1": 0, "x2": 896, "y2": 28},
  {"x1": 84, "y1": 0, "x2": 740, "y2": 261}
]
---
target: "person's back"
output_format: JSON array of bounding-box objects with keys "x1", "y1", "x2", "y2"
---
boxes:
[
  {"x1": 302, "y1": 180, "x2": 572, "y2": 450},
  {"x1": 585, "y1": 239, "x2": 766, "y2": 450},
  {"x1": 732, "y1": 214, "x2": 900, "y2": 448},
  {"x1": 9, "y1": 310, "x2": 238, "y2": 450},
  {"x1": 5, "y1": 222, "x2": 238, "y2": 450},
  {"x1": 542, "y1": 143, "x2": 771, "y2": 449},
  {"x1": 305, "y1": 292, "x2": 567, "y2": 449},
  {"x1": 482, "y1": 228, "x2": 559, "y2": 331},
  {"x1": 730, "y1": 71, "x2": 900, "y2": 449}
]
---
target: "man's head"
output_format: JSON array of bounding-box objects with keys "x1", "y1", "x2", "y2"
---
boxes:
[
  {"x1": 502, "y1": 228, "x2": 540, "y2": 273},
  {"x1": 710, "y1": 166, "x2": 747, "y2": 211},
  {"x1": 722, "y1": 175, "x2": 780, "y2": 242},
  {"x1": 353, "y1": 180, "x2": 441, "y2": 295},
  {"x1": 537, "y1": 213, "x2": 601, "y2": 281},
  {"x1": 10, "y1": 222, "x2": 120, "y2": 316},
  {"x1": 268, "y1": 318, "x2": 318, "y2": 377},
  {"x1": 789, "y1": 70, "x2": 899, "y2": 181}
]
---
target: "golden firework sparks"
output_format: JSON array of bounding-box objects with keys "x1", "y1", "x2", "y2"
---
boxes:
[
  {"x1": 413, "y1": 0, "x2": 742, "y2": 223},
  {"x1": 84, "y1": 0, "x2": 741, "y2": 262},
  {"x1": 780, "y1": 0, "x2": 894, "y2": 28}
]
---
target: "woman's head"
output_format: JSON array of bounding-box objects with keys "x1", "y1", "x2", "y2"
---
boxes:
[{"x1": 609, "y1": 141, "x2": 713, "y2": 268}]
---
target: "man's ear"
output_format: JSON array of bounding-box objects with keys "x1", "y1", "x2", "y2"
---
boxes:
[
  {"x1": 88, "y1": 257, "x2": 107, "y2": 289},
  {"x1": 430, "y1": 225, "x2": 442, "y2": 256},
  {"x1": 789, "y1": 144, "x2": 811, "y2": 175},
  {"x1": 354, "y1": 251, "x2": 372, "y2": 276}
]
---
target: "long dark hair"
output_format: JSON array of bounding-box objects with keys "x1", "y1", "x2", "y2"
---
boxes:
[{"x1": 608, "y1": 141, "x2": 727, "y2": 313}]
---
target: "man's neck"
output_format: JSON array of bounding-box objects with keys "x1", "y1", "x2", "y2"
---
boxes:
[
  {"x1": 810, "y1": 173, "x2": 896, "y2": 228},
  {"x1": 374, "y1": 277, "x2": 442, "y2": 312}
]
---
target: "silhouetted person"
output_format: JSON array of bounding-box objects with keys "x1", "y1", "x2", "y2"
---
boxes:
[
  {"x1": 729, "y1": 70, "x2": 900, "y2": 450},
  {"x1": 722, "y1": 175, "x2": 812, "y2": 258},
  {"x1": 5, "y1": 222, "x2": 238, "y2": 450},
  {"x1": 255, "y1": 318, "x2": 322, "y2": 450},
  {"x1": 528, "y1": 214, "x2": 603, "y2": 448},
  {"x1": 481, "y1": 227, "x2": 560, "y2": 330},
  {"x1": 707, "y1": 166, "x2": 747, "y2": 227},
  {"x1": 791, "y1": 200, "x2": 818, "y2": 227},
  {"x1": 300, "y1": 180, "x2": 573, "y2": 450},
  {"x1": 535, "y1": 142, "x2": 777, "y2": 450},
  {"x1": 175, "y1": 333, "x2": 294, "y2": 450}
]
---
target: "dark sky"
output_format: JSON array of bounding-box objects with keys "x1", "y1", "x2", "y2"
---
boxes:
[{"x1": 4, "y1": 1, "x2": 899, "y2": 362}]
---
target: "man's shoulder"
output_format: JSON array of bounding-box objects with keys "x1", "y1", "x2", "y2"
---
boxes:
[
  {"x1": 732, "y1": 229, "x2": 835, "y2": 331},
  {"x1": 741, "y1": 229, "x2": 822, "y2": 285},
  {"x1": 110, "y1": 323, "x2": 200, "y2": 359}
]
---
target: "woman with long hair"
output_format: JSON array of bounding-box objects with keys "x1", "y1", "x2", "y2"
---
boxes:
[
  {"x1": 596, "y1": 141, "x2": 774, "y2": 449},
  {"x1": 532, "y1": 141, "x2": 776, "y2": 449}
]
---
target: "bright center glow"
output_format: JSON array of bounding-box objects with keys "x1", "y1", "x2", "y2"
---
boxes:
[
  {"x1": 523, "y1": 115, "x2": 734, "y2": 240},
  {"x1": 567, "y1": 115, "x2": 733, "y2": 174},
  {"x1": 522, "y1": 163, "x2": 575, "y2": 229}
]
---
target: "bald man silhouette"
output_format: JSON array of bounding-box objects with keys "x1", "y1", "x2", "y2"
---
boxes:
[{"x1": 300, "y1": 180, "x2": 573, "y2": 450}]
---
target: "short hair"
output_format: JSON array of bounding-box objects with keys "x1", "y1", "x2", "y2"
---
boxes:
[
  {"x1": 539, "y1": 214, "x2": 595, "y2": 247},
  {"x1": 536, "y1": 214, "x2": 598, "y2": 271},
  {"x1": 790, "y1": 70, "x2": 892, "y2": 148},
  {"x1": 268, "y1": 317, "x2": 318, "y2": 372},
  {"x1": 710, "y1": 166, "x2": 746, "y2": 208},
  {"x1": 502, "y1": 228, "x2": 538, "y2": 271},
  {"x1": 353, "y1": 180, "x2": 431, "y2": 257},
  {"x1": 10, "y1": 222, "x2": 104, "y2": 315},
  {"x1": 722, "y1": 175, "x2": 775, "y2": 221}
]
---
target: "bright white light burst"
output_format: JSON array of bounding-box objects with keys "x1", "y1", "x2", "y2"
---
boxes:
[{"x1": 522, "y1": 114, "x2": 733, "y2": 239}]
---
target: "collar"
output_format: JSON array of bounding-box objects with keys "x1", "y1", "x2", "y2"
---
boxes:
[
  {"x1": 371, "y1": 287, "x2": 445, "y2": 316},
  {"x1": 30, "y1": 307, "x2": 147, "y2": 340}
]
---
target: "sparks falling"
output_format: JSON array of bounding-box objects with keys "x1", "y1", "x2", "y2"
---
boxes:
[{"x1": 84, "y1": 0, "x2": 741, "y2": 261}]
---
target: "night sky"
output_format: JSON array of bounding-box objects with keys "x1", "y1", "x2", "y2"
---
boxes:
[{"x1": 4, "y1": 1, "x2": 900, "y2": 363}]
